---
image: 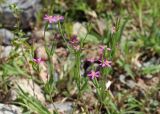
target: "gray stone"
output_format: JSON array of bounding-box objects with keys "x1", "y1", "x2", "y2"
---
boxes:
[
  {"x1": 0, "y1": 103, "x2": 22, "y2": 114},
  {"x1": 0, "y1": 46, "x2": 13, "y2": 59},
  {"x1": 126, "y1": 80, "x2": 136, "y2": 89},
  {"x1": 119, "y1": 74, "x2": 136, "y2": 89},
  {"x1": 0, "y1": 0, "x2": 41, "y2": 29},
  {"x1": 145, "y1": 74, "x2": 153, "y2": 79},
  {"x1": 47, "y1": 102, "x2": 73, "y2": 114},
  {"x1": 10, "y1": 78, "x2": 45, "y2": 104},
  {"x1": 0, "y1": 29, "x2": 15, "y2": 45},
  {"x1": 119, "y1": 74, "x2": 126, "y2": 84},
  {"x1": 73, "y1": 22, "x2": 87, "y2": 37}
]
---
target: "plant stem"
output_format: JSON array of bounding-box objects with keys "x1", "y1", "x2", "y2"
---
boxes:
[{"x1": 75, "y1": 51, "x2": 82, "y2": 97}]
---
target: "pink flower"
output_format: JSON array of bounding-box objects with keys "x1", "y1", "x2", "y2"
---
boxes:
[
  {"x1": 99, "y1": 45, "x2": 111, "y2": 54},
  {"x1": 33, "y1": 58, "x2": 43, "y2": 64},
  {"x1": 44, "y1": 15, "x2": 64, "y2": 23},
  {"x1": 44, "y1": 15, "x2": 54, "y2": 23},
  {"x1": 99, "y1": 59, "x2": 112, "y2": 67},
  {"x1": 53, "y1": 15, "x2": 64, "y2": 22},
  {"x1": 87, "y1": 70, "x2": 100, "y2": 79}
]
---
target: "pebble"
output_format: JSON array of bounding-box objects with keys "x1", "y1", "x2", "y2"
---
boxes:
[
  {"x1": 0, "y1": 0, "x2": 41, "y2": 29},
  {"x1": 47, "y1": 102, "x2": 73, "y2": 114},
  {"x1": 10, "y1": 78, "x2": 45, "y2": 104},
  {"x1": 0, "y1": 29, "x2": 15, "y2": 45},
  {"x1": 73, "y1": 22, "x2": 87, "y2": 37},
  {"x1": 0, "y1": 103, "x2": 22, "y2": 114},
  {"x1": 0, "y1": 46, "x2": 13, "y2": 59}
]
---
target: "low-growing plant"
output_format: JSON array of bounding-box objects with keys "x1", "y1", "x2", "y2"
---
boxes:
[{"x1": 0, "y1": 1, "x2": 160, "y2": 114}]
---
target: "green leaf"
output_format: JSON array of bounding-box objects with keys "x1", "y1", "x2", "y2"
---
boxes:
[
  {"x1": 142, "y1": 65, "x2": 160, "y2": 74},
  {"x1": 79, "y1": 34, "x2": 99, "y2": 44},
  {"x1": 17, "y1": 85, "x2": 50, "y2": 114},
  {"x1": 124, "y1": 64, "x2": 134, "y2": 79}
]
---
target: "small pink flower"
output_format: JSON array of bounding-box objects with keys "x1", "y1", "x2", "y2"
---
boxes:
[
  {"x1": 99, "y1": 45, "x2": 111, "y2": 53},
  {"x1": 87, "y1": 70, "x2": 100, "y2": 79},
  {"x1": 44, "y1": 15, "x2": 54, "y2": 23},
  {"x1": 87, "y1": 58, "x2": 95, "y2": 63},
  {"x1": 33, "y1": 58, "x2": 43, "y2": 64},
  {"x1": 54, "y1": 15, "x2": 64, "y2": 22},
  {"x1": 52, "y1": 15, "x2": 64, "y2": 23},
  {"x1": 99, "y1": 59, "x2": 112, "y2": 67},
  {"x1": 44, "y1": 15, "x2": 64, "y2": 23}
]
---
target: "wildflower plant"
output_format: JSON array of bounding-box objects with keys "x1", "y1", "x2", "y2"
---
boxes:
[
  {"x1": 42, "y1": 14, "x2": 65, "y2": 99},
  {"x1": 86, "y1": 44, "x2": 118, "y2": 113},
  {"x1": 46, "y1": 14, "x2": 118, "y2": 112},
  {"x1": 43, "y1": 13, "x2": 87, "y2": 100}
]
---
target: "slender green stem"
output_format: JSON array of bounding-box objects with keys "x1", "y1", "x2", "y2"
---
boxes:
[
  {"x1": 58, "y1": 22, "x2": 72, "y2": 51},
  {"x1": 75, "y1": 51, "x2": 82, "y2": 97}
]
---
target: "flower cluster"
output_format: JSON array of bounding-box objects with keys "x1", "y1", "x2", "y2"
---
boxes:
[
  {"x1": 87, "y1": 45, "x2": 112, "y2": 80},
  {"x1": 42, "y1": 14, "x2": 112, "y2": 80},
  {"x1": 69, "y1": 35, "x2": 80, "y2": 51},
  {"x1": 44, "y1": 14, "x2": 64, "y2": 23}
]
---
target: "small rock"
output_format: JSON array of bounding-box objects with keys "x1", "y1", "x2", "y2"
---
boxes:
[
  {"x1": 132, "y1": 53, "x2": 142, "y2": 68},
  {"x1": 119, "y1": 75, "x2": 136, "y2": 89},
  {"x1": 38, "y1": 54, "x2": 60, "y2": 83},
  {"x1": 39, "y1": 62, "x2": 48, "y2": 83},
  {"x1": 0, "y1": 46, "x2": 13, "y2": 59},
  {"x1": 145, "y1": 74, "x2": 153, "y2": 79},
  {"x1": 35, "y1": 46, "x2": 48, "y2": 60},
  {"x1": 10, "y1": 78, "x2": 45, "y2": 104},
  {"x1": 143, "y1": 61, "x2": 152, "y2": 67},
  {"x1": 32, "y1": 30, "x2": 52, "y2": 41},
  {"x1": 95, "y1": 18, "x2": 106, "y2": 36},
  {"x1": 125, "y1": 80, "x2": 136, "y2": 89},
  {"x1": 119, "y1": 74, "x2": 126, "y2": 84},
  {"x1": 86, "y1": 10, "x2": 97, "y2": 18},
  {"x1": 72, "y1": 22, "x2": 87, "y2": 37},
  {"x1": 0, "y1": 103, "x2": 22, "y2": 114},
  {"x1": 0, "y1": 0, "x2": 41, "y2": 29},
  {"x1": 136, "y1": 78, "x2": 148, "y2": 91},
  {"x1": 82, "y1": 92, "x2": 98, "y2": 108},
  {"x1": 47, "y1": 102, "x2": 73, "y2": 114},
  {"x1": 0, "y1": 29, "x2": 15, "y2": 45}
]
